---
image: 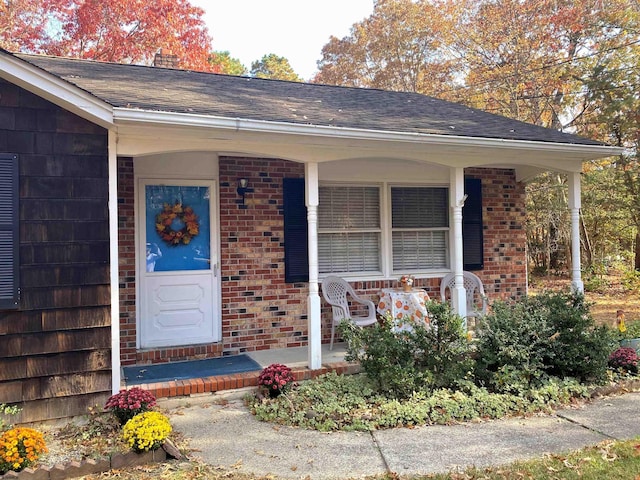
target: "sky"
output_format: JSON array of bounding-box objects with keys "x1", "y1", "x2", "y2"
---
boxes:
[{"x1": 189, "y1": 0, "x2": 375, "y2": 80}]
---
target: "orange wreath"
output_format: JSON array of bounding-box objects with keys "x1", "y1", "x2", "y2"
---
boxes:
[{"x1": 155, "y1": 202, "x2": 199, "y2": 246}]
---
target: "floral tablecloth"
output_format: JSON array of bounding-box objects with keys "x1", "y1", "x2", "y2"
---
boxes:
[{"x1": 377, "y1": 288, "x2": 430, "y2": 331}]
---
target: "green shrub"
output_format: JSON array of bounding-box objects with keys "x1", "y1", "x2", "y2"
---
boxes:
[
  {"x1": 475, "y1": 290, "x2": 614, "y2": 393},
  {"x1": 583, "y1": 274, "x2": 610, "y2": 293},
  {"x1": 583, "y1": 262, "x2": 611, "y2": 293},
  {"x1": 542, "y1": 292, "x2": 614, "y2": 381},
  {"x1": 340, "y1": 301, "x2": 473, "y2": 399},
  {"x1": 249, "y1": 372, "x2": 590, "y2": 431},
  {"x1": 621, "y1": 268, "x2": 640, "y2": 294}
]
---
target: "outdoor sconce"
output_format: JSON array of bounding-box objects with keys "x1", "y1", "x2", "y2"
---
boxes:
[{"x1": 237, "y1": 178, "x2": 250, "y2": 204}]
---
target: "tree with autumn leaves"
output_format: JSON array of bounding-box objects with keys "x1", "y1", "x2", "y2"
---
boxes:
[
  {"x1": 251, "y1": 54, "x2": 302, "y2": 82},
  {"x1": 0, "y1": 0, "x2": 215, "y2": 71},
  {"x1": 315, "y1": 0, "x2": 455, "y2": 94},
  {"x1": 316, "y1": 0, "x2": 640, "y2": 274},
  {"x1": 3, "y1": 0, "x2": 638, "y2": 271},
  {"x1": 0, "y1": 0, "x2": 301, "y2": 79},
  {"x1": 316, "y1": 0, "x2": 637, "y2": 131}
]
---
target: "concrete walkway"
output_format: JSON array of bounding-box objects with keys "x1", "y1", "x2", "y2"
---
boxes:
[{"x1": 161, "y1": 389, "x2": 640, "y2": 479}]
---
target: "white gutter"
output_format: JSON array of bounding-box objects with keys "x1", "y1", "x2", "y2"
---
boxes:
[
  {"x1": 114, "y1": 108, "x2": 623, "y2": 160},
  {"x1": 0, "y1": 54, "x2": 113, "y2": 129}
]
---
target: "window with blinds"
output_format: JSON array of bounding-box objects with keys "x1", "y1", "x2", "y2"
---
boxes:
[
  {"x1": 391, "y1": 187, "x2": 449, "y2": 271},
  {"x1": 318, "y1": 185, "x2": 381, "y2": 274},
  {"x1": 287, "y1": 180, "x2": 474, "y2": 279}
]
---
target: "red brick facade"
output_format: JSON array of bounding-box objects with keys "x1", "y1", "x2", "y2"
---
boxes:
[
  {"x1": 117, "y1": 157, "x2": 136, "y2": 365},
  {"x1": 117, "y1": 157, "x2": 527, "y2": 365},
  {"x1": 218, "y1": 157, "x2": 308, "y2": 354},
  {"x1": 467, "y1": 167, "x2": 527, "y2": 299}
]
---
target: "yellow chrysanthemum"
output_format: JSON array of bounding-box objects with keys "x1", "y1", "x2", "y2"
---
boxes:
[{"x1": 122, "y1": 411, "x2": 172, "y2": 453}]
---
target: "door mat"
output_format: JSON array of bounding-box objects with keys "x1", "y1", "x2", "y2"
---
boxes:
[{"x1": 123, "y1": 354, "x2": 262, "y2": 385}]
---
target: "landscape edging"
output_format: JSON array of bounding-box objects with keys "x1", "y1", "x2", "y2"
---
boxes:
[{"x1": 0, "y1": 446, "x2": 168, "y2": 480}]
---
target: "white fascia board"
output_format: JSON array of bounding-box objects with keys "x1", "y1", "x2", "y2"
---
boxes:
[
  {"x1": 0, "y1": 53, "x2": 113, "y2": 129},
  {"x1": 114, "y1": 108, "x2": 623, "y2": 161}
]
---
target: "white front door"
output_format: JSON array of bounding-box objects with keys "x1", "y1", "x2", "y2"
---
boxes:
[{"x1": 138, "y1": 180, "x2": 220, "y2": 348}]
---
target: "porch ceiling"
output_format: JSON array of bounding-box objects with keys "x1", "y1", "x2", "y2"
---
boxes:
[{"x1": 115, "y1": 110, "x2": 620, "y2": 181}]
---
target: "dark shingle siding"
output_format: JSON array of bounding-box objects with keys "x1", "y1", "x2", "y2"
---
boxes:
[{"x1": 15, "y1": 53, "x2": 604, "y2": 146}]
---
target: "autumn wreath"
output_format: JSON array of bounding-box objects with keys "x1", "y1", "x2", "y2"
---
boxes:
[{"x1": 155, "y1": 202, "x2": 199, "y2": 246}]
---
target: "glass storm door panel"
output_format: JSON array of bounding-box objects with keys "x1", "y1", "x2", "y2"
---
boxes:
[{"x1": 139, "y1": 181, "x2": 220, "y2": 348}]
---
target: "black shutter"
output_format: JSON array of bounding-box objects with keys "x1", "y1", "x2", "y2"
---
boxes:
[
  {"x1": 0, "y1": 154, "x2": 19, "y2": 309},
  {"x1": 283, "y1": 178, "x2": 309, "y2": 283},
  {"x1": 463, "y1": 178, "x2": 484, "y2": 270}
]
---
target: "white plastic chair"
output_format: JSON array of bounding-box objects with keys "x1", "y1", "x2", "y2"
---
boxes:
[
  {"x1": 440, "y1": 271, "x2": 488, "y2": 329},
  {"x1": 321, "y1": 276, "x2": 378, "y2": 350}
]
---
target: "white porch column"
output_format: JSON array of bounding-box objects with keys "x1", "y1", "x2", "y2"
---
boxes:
[
  {"x1": 305, "y1": 163, "x2": 322, "y2": 370},
  {"x1": 568, "y1": 172, "x2": 584, "y2": 293},
  {"x1": 450, "y1": 168, "x2": 467, "y2": 319},
  {"x1": 108, "y1": 130, "x2": 121, "y2": 392}
]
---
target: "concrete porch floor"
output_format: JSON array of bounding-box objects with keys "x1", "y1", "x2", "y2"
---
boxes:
[
  {"x1": 129, "y1": 343, "x2": 357, "y2": 400},
  {"x1": 246, "y1": 342, "x2": 348, "y2": 369}
]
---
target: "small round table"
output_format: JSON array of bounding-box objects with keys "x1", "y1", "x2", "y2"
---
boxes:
[{"x1": 377, "y1": 287, "x2": 430, "y2": 331}]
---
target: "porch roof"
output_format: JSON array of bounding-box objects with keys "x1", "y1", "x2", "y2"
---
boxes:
[{"x1": 13, "y1": 52, "x2": 601, "y2": 146}]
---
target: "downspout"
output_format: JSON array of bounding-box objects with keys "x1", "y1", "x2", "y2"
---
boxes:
[
  {"x1": 305, "y1": 163, "x2": 322, "y2": 370},
  {"x1": 108, "y1": 130, "x2": 121, "y2": 392}
]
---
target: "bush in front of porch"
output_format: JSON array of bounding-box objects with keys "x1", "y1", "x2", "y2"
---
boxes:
[
  {"x1": 248, "y1": 290, "x2": 630, "y2": 431},
  {"x1": 339, "y1": 301, "x2": 473, "y2": 399}
]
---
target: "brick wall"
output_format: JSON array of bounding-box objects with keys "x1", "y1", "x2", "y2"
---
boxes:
[
  {"x1": 466, "y1": 167, "x2": 527, "y2": 300},
  {"x1": 219, "y1": 157, "x2": 308, "y2": 354},
  {"x1": 116, "y1": 159, "x2": 527, "y2": 364},
  {"x1": 117, "y1": 157, "x2": 136, "y2": 365}
]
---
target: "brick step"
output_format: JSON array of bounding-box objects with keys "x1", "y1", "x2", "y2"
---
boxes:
[{"x1": 134, "y1": 361, "x2": 360, "y2": 399}]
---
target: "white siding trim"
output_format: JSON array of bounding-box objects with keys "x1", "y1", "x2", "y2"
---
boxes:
[{"x1": 0, "y1": 54, "x2": 113, "y2": 128}]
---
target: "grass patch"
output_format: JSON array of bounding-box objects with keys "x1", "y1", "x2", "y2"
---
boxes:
[{"x1": 425, "y1": 438, "x2": 640, "y2": 479}]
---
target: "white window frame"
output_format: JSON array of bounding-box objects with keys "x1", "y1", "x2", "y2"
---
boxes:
[
  {"x1": 387, "y1": 183, "x2": 450, "y2": 275},
  {"x1": 317, "y1": 183, "x2": 383, "y2": 278},
  {"x1": 318, "y1": 181, "x2": 450, "y2": 280}
]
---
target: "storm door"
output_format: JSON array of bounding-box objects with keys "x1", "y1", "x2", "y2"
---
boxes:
[{"x1": 138, "y1": 180, "x2": 220, "y2": 348}]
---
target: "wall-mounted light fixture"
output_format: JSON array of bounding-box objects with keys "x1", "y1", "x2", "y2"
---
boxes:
[{"x1": 237, "y1": 178, "x2": 250, "y2": 204}]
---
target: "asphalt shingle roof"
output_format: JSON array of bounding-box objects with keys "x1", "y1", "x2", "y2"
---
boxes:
[{"x1": 15, "y1": 53, "x2": 603, "y2": 146}]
